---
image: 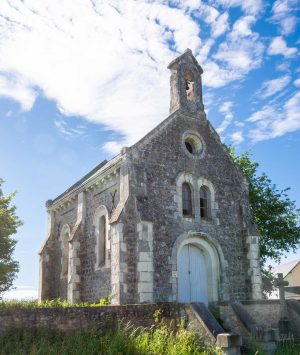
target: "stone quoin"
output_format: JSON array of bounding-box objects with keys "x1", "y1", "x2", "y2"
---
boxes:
[{"x1": 39, "y1": 49, "x2": 262, "y2": 305}]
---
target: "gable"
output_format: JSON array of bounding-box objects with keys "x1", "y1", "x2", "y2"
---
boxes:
[
  {"x1": 130, "y1": 109, "x2": 245, "y2": 185},
  {"x1": 285, "y1": 262, "x2": 300, "y2": 286}
]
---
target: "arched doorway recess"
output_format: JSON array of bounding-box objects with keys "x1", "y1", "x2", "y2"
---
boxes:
[{"x1": 177, "y1": 236, "x2": 220, "y2": 305}]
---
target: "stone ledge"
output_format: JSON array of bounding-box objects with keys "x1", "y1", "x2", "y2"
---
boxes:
[{"x1": 216, "y1": 333, "x2": 242, "y2": 348}]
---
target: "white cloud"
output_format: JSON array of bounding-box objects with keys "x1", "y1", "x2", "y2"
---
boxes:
[
  {"x1": 219, "y1": 101, "x2": 233, "y2": 113},
  {"x1": 230, "y1": 15, "x2": 256, "y2": 38},
  {"x1": 201, "y1": 15, "x2": 264, "y2": 88},
  {"x1": 0, "y1": 74, "x2": 36, "y2": 110},
  {"x1": 0, "y1": 0, "x2": 297, "y2": 151},
  {"x1": 214, "y1": 16, "x2": 264, "y2": 72},
  {"x1": 211, "y1": 12, "x2": 229, "y2": 38},
  {"x1": 217, "y1": 101, "x2": 234, "y2": 134},
  {"x1": 271, "y1": 0, "x2": 298, "y2": 35},
  {"x1": 272, "y1": 92, "x2": 300, "y2": 137},
  {"x1": 247, "y1": 105, "x2": 277, "y2": 122},
  {"x1": 268, "y1": 37, "x2": 297, "y2": 58},
  {"x1": 256, "y1": 75, "x2": 291, "y2": 99},
  {"x1": 193, "y1": 4, "x2": 229, "y2": 38},
  {"x1": 3, "y1": 286, "x2": 38, "y2": 300},
  {"x1": 276, "y1": 61, "x2": 290, "y2": 72},
  {"x1": 102, "y1": 140, "x2": 124, "y2": 155},
  {"x1": 217, "y1": 0, "x2": 263, "y2": 15},
  {"x1": 203, "y1": 91, "x2": 215, "y2": 111},
  {"x1": 0, "y1": 0, "x2": 202, "y2": 150},
  {"x1": 248, "y1": 92, "x2": 300, "y2": 141},
  {"x1": 294, "y1": 78, "x2": 300, "y2": 87},
  {"x1": 231, "y1": 131, "x2": 244, "y2": 144},
  {"x1": 54, "y1": 119, "x2": 86, "y2": 138}
]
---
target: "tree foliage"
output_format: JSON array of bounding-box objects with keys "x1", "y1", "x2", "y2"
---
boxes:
[
  {"x1": 0, "y1": 179, "x2": 22, "y2": 298},
  {"x1": 230, "y1": 149, "x2": 300, "y2": 264}
]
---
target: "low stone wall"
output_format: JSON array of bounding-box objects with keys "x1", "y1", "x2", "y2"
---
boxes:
[
  {"x1": 241, "y1": 300, "x2": 281, "y2": 329},
  {"x1": 220, "y1": 300, "x2": 282, "y2": 341},
  {"x1": 0, "y1": 303, "x2": 179, "y2": 335},
  {"x1": 220, "y1": 300, "x2": 281, "y2": 332}
]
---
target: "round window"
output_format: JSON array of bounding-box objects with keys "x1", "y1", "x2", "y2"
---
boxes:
[{"x1": 184, "y1": 134, "x2": 203, "y2": 156}]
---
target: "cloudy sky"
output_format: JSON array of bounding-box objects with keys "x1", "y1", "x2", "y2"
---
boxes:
[{"x1": 0, "y1": 0, "x2": 299, "y2": 299}]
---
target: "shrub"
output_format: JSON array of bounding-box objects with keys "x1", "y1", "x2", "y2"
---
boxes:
[{"x1": 0, "y1": 296, "x2": 112, "y2": 309}]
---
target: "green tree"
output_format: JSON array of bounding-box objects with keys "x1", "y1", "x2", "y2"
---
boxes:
[
  {"x1": 230, "y1": 148, "x2": 300, "y2": 264},
  {"x1": 0, "y1": 179, "x2": 22, "y2": 298}
]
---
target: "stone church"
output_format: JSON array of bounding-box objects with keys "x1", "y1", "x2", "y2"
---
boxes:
[{"x1": 39, "y1": 49, "x2": 262, "y2": 305}]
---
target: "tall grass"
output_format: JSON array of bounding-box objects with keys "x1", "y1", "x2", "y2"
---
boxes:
[
  {"x1": 0, "y1": 323, "x2": 218, "y2": 355},
  {"x1": 276, "y1": 344, "x2": 300, "y2": 355},
  {"x1": 0, "y1": 310, "x2": 217, "y2": 354}
]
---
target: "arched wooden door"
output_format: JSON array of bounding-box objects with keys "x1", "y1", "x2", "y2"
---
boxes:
[{"x1": 178, "y1": 244, "x2": 208, "y2": 305}]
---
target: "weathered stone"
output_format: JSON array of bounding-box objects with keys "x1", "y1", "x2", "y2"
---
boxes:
[{"x1": 39, "y1": 49, "x2": 262, "y2": 304}]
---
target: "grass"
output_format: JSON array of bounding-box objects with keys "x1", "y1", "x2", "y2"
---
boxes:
[
  {"x1": 0, "y1": 306, "x2": 218, "y2": 354},
  {"x1": 0, "y1": 296, "x2": 112, "y2": 309},
  {"x1": 276, "y1": 344, "x2": 300, "y2": 355},
  {"x1": 244, "y1": 337, "x2": 300, "y2": 355},
  {"x1": 0, "y1": 322, "x2": 218, "y2": 355}
]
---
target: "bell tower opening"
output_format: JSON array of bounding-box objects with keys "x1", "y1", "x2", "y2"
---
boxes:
[
  {"x1": 167, "y1": 48, "x2": 204, "y2": 115},
  {"x1": 185, "y1": 69, "x2": 195, "y2": 102}
]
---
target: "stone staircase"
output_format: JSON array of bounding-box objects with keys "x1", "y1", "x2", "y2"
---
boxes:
[{"x1": 183, "y1": 302, "x2": 242, "y2": 354}]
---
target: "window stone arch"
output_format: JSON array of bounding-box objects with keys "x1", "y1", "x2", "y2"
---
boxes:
[
  {"x1": 93, "y1": 205, "x2": 110, "y2": 269},
  {"x1": 182, "y1": 182, "x2": 193, "y2": 217},
  {"x1": 175, "y1": 173, "x2": 196, "y2": 220},
  {"x1": 197, "y1": 177, "x2": 218, "y2": 224}
]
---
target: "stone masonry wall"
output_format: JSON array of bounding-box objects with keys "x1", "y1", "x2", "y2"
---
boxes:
[
  {"x1": 41, "y1": 171, "x2": 120, "y2": 303},
  {"x1": 128, "y1": 110, "x2": 257, "y2": 303},
  {"x1": 0, "y1": 303, "x2": 179, "y2": 335},
  {"x1": 79, "y1": 173, "x2": 120, "y2": 303},
  {"x1": 220, "y1": 300, "x2": 281, "y2": 337}
]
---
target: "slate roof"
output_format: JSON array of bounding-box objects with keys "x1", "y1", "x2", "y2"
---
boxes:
[
  {"x1": 272, "y1": 259, "x2": 300, "y2": 278},
  {"x1": 48, "y1": 153, "x2": 122, "y2": 207}
]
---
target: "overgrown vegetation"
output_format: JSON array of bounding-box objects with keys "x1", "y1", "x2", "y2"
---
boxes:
[
  {"x1": 230, "y1": 149, "x2": 300, "y2": 264},
  {"x1": 229, "y1": 148, "x2": 300, "y2": 296},
  {"x1": 0, "y1": 311, "x2": 218, "y2": 355},
  {"x1": 276, "y1": 344, "x2": 300, "y2": 355},
  {"x1": 0, "y1": 296, "x2": 112, "y2": 309},
  {"x1": 0, "y1": 179, "x2": 23, "y2": 298},
  {"x1": 245, "y1": 340, "x2": 300, "y2": 355}
]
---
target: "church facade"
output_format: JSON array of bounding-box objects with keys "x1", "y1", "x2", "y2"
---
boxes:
[{"x1": 39, "y1": 49, "x2": 262, "y2": 305}]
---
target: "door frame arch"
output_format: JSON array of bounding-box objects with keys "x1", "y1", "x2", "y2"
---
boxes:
[{"x1": 171, "y1": 232, "x2": 226, "y2": 303}]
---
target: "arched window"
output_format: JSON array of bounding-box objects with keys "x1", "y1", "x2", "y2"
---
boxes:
[
  {"x1": 97, "y1": 215, "x2": 106, "y2": 266},
  {"x1": 93, "y1": 205, "x2": 109, "y2": 270},
  {"x1": 200, "y1": 186, "x2": 210, "y2": 219},
  {"x1": 182, "y1": 183, "x2": 193, "y2": 216},
  {"x1": 61, "y1": 225, "x2": 70, "y2": 277}
]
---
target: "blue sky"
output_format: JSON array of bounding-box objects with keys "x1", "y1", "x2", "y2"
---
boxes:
[{"x1": 0, "y1": 0, "x2": 299, "y2": 299}]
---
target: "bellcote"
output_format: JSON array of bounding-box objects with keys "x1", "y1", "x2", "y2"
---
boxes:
[{"x1": 168, "y1": 49, "x2": 204, "y2": 115}]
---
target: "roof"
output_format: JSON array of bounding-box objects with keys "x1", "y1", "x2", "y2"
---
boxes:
[
  {"x1": 48, "y1": 153, "x2": 123, "y2": 207},
  {"x1": 167, "y1": 48, "x2": 203, "y2": 73},
  {"x1": 272, "y1": 259, "x2": 300, "y2": 278}
]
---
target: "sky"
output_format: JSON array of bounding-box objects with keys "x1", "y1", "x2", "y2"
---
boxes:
[{"x1": 0, "y1": 0, "x2": 299, "y2": 299}]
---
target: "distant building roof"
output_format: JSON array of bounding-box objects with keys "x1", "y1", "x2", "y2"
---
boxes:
[{"x1": 272, "y1": 259, "x2": 300, "y2": 278}]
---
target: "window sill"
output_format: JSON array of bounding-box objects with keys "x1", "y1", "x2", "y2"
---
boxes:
[{"x1": 182, "y1": 215, "x2": 195, "y2": 220}]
